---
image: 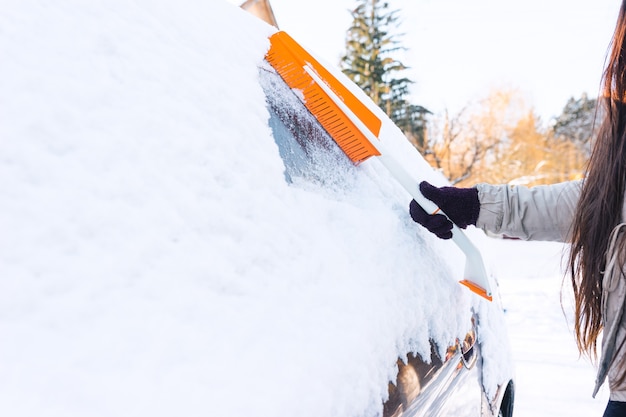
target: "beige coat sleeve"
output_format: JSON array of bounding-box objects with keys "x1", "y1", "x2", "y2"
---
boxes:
[{"x1": 475, "y1": 180, "x2": 582, "y2": 242}]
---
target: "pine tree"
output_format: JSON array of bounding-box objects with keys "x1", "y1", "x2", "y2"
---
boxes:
[
  {"x1": 340, "y1": 0, "x2": 430, "y2": 150},
  {"x1": 552, "y1": 93, "x2": 598, "y2": 156}
]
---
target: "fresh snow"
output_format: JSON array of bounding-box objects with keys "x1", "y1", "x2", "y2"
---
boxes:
[{"x1": 0, "y1": 1, "x2": 611, "y2": 416}]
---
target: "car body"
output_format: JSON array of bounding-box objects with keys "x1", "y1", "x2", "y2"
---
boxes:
[{"x1": 1, "y1": 1, "x2": 514, "y2": 415}]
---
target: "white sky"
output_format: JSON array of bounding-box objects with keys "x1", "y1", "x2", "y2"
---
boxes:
[{"x1": 233, "y1": 0, "x2": 621, "y2": 120}]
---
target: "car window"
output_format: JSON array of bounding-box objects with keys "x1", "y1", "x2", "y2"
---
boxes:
[{"x1": 258, "y1": 64, "x2": 354, "y2": 186}]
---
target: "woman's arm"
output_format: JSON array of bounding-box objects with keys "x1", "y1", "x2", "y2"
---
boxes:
[{"x1": 476, "y1": 180, "x2": 582, "y2": 242}]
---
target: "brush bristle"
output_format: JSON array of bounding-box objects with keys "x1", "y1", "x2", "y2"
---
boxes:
[{"x1": 266, "y1": 31, "x2": 381, "y2": 164}]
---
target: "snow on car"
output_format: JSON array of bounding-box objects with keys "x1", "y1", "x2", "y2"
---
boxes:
[{"x1": 0, "y1": 1, "x2": 513, "y2": 416}]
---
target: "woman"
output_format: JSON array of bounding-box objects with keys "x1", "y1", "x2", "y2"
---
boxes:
[{"x1": 409, "y1": 2, "x2": 626, "y2": 416}]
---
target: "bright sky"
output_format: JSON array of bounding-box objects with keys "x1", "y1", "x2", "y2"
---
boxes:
[{"x1": 231, "y1": 0, "x2": 621, "y2": 120}]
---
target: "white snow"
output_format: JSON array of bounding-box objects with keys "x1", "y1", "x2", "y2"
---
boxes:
[
  {"x1": 0, "y1": 1, "x2": 611, "y2": 416},
  {"x1": 484, "y1": 238, "x2": 611, "y2": 416}
]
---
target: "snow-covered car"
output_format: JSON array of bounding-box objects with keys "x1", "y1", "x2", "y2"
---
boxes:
[{"x1": 1, "y1": 1, "x2": 514, "y2": 417}]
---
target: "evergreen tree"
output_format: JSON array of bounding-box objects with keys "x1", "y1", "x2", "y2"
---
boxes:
[
  {"x1": 340, "y1": 0, "x2": 430, "y2": 150},
  {"x1": 552, "y1": 93, "x2": 598, "y2": 156}
]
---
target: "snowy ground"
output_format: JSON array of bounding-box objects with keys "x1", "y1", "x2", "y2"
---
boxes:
[{"x1": 484, "y1": 238, "x2": 611, "y2": 416}]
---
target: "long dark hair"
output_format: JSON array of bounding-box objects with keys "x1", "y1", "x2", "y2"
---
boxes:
[{"x1": 569, "y1": 0, "x2": 626, "y2": 358}]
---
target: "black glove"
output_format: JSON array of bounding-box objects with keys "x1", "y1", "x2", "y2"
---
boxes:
[{"x1": 409, "y1": 181, "x2": 480, "y2": 239}]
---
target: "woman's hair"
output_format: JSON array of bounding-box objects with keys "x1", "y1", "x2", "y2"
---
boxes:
[{"x1": 569, "y1": 0, "x2": 626, "y2": 358}]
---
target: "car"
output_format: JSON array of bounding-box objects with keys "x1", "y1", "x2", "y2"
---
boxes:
[{"x1": 1, "y1": 2, "x2": 514, "y2": 416}]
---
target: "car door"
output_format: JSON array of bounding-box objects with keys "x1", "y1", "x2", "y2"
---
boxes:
[{"x1": 384, "y1": 324, "x2": 482, "y2": 417}]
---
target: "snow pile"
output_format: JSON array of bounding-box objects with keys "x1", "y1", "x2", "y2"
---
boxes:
[{"x1": 0, "y1": 1, "x2": 511, "y2": 416}]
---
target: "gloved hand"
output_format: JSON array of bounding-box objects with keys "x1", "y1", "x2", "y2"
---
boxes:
[{"x1": 409, "y1": 181, "x2": 480, "y2": 239}]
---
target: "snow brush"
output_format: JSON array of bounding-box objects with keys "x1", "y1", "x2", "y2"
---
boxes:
[{"x1": 265, "y1": 31, "x2": 493, "y2": 302}]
